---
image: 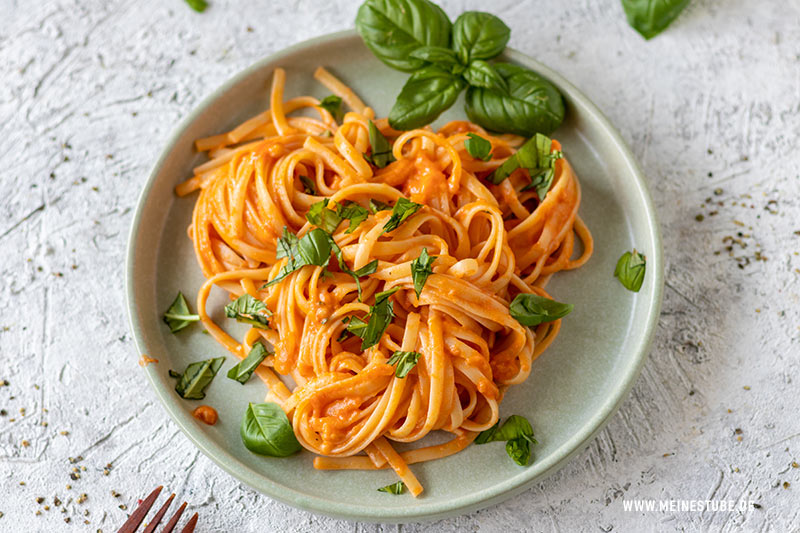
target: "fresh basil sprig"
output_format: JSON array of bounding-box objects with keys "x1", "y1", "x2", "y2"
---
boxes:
[
  {"x1": 306, "y1": 199, "x2": 343, "y2": 233},
  {"x1": 410, "y1": 247, "x2": 436, "y2": 298},
  {"x1": 509, "y1": 293, "x2": 573, "y2": 327},
  {"x1": 171, "y1": 357, "x2": 225, "y2": 400},
  {"x1": 622, "y1": 0, "x2": 690, "y2": 40},
  {"x1": 365, "y1": 121, "x2": 396, "y2": 168},
  {"x1": 614, "y1": 249, "x2": 646, "y2": 292},
  {"x1": 355, "y1": 0, "x2": 564, "y2": 136},
  {"x1": 265, "y1": 228, "x2": 334, "y2": 287},
  {"x1": 347, "y1": 287, "x2": 400, "y2": 350},
  {"x1": 227, "y1": 341, "x2": 270, "y2": 384},
  {"x1": 240, "y1": 402, "x2": 301, "y2": 457},
  {"x1": 387, "y1": 350, "x2": 421, "y2": 378},
  {"x1": 489, "y1": 133, "x2": 562, "y2": 201},
  {"x1": 464, "y1": 133, "x2": 492, "y2": 161},
  {"x1": 318, "y1": 95, "x2": 344, "y2": 122},
  {"x1": 382, "y1": 197, "x2": 422, "y2": 233},
  {"x1": 475, "y1": 415, "x2": 537, "y2": 466},
  {"x1": 225, "y1": 294, "x2": 272, "y2": 330},
  {"x1": 163, "y1": 292, "x2": 200, "y2": 333},
  {"x1": 369, "y1": 199, "x2": 392, "y2": 213},
  {"x1": 377, "y1": 481, "x2": 406, "y2": 494}
]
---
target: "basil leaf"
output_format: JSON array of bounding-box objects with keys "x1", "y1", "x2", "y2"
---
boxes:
[
  {"x1": 327, "y1": 237, "x2": 375, "y2": 301},
  {"x1": 508, "y1": 293, "x2": 573, "y2": 327},
  {"x1": 387, "y1": 350, "x2": 421, "y2": 378},
  {"x1": 369, "y1": 199, "x2": 392, "y2": 213},
  {"x1": 465, "y1": 63, "x2": 564, "y2": 137},
  {"x1": 337, "y1": 201, "x2": 371, "y2": 234},
  {"x1": 266, "y1": 228, "x2": 335, "y2": 287},
  {"x1": 452, "y1": 11, "x2": 510, "y2": 64},
  {"x1": 622, "y1": 0, "x2": 690, "y2": 40},
  {"x1": 184, "y1": 0, "x2": 208, "y2": 13},
  {"x1": 462, "y1": 60, "x2": 508, "y2": 93},
  {"x1": 174, "y1": 357, "x2": 225, "y2": 400},
  {"x1": 365, "y1": 120, "x2": 396, "y2": 168},
  {"x1": 168, "y1": 369, "x2": 181, "y2": 379},
  {"x1": 410, "y1": 247, "x2": 436, "y2": 298},
  {"x1": 360, "y1": 287, "x2": 400, "y2": 350},
  {"x1": 225, "y1": 294, "x2": 272, "y2": 330},
  {"x1": 299, "y1": 175, "x2": 317, "y2": 195},
  {"x1": 345, "y1": 315, "x2": 368, "y2": 338},
  {"x1": 382, "y1": 197, "x2": 422, "y2": 233},
  {"x1": 388, "y1": 66, "x2": 467, "y2": 131},
  {"x1": 355, "y1": 0, "x2": 452, "y2": 72},
  {"x1": 275, "y1": 226, "x2": 299, "y2": 260},
  {"x1": 408, "y1": 45, "x2": 460, "y2": 69},
  {"x1": 227, "y1": 341, "x2": 270, "y2": 384},
  {"x1": 352, "y1": 259, "x2": 379, "y2": 278},
  {"x1": 163, "y1": 292, "x2": 200, "y2": 333},
  {"x1": 240, "y1": 402, "x2": 301, "y2": 457},
  {"x1": 318, "y1": 94, "x2": 344, "y2": 122},
  {"x1": 490, "y1": 133, "x2": 562, "y2": 201},
  {"x1": 614, "y1": 249, "x2": 646, "y2": 292},
  {"x1": 377, "y1": 481, "x2": 406, "y2": 494},
  {"x1": 306, "y1": 199, "x2": 343, "y2": 234},
  {"x1": 475, "y1": 415, "x2": 537, "y2": 466},
  {"x1": 463, "y1": 133, "x2": 492, "y2": 161}
]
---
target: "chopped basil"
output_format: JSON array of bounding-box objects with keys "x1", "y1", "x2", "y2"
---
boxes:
[
  {"x1": 337, "y1": 201, "x2": 370, "y2": 233},
  {"x1": 348, "y1": 287, "x2": 400, "y2": 350},
  {"x1": 489, "y1": 133, "x2": 562, "y2": 201},
  {"x1": 306, "y1": 199, "x2": 343, "y2": 234},
  {"x1": 509, "y1": 293, "x2": 573, "y2": 327},
  {"x1": 172, "y1": 357, "x2": 225, "y2": 400},
  {"x1": 240, "y1": 402, "x2": 301, "y2": 457},
  {"x1": 410, "y1": 247, "x2": 436, "y2": 298},
  {"x1": 168, "y1": 369, "x2": 181, "y2": 379},
  {"x1": 614, "y1": 249, "x2": 646, "y2": 292},
  {"x1": 369, "y1": 199, "x2": 392, "y2": 213},
  {"x1": 225, "y1": 294, "x2": 272, "y2": 330},
  {"x1": 475, "y1": 414, "x2": 537, "y2": 466},
  {"x1": 184, "y1": 0, "x2": 208, "y2": 13},
  {"x1": 382, "y1": 197, "x2": 422, "y2": 233},
  {"x1": 377, "y1": 481, "x2": 406, "y2": 495},
  {"x1": 365, "y1": 120, "x2": 396, "y2": 168},
  {"x1": 318, "y1": 94, "x2": 344, "y2": 122},
  {"x1": 227, "y1": 341, "x2": 270, "y2": 384},
  {"x1": 163, "y1": 292, "x2": 200, "y2": 333},
  {"x1": 387, "y1": 350, "x2": 421, "y2": 378},
  {"x1": 265, "y1": 228, "x2": 334, "y2": 287},
  {"x1": 299, "y1": 175, "x2": 317, "y2": 195},
  {"x1": 464, "y1": 132, "x2": 492, "y2": 161}
]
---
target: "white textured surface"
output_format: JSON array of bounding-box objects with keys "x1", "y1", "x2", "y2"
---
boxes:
[{"x1": 1, "y1": 0, "x2": 799, "y2": 531}]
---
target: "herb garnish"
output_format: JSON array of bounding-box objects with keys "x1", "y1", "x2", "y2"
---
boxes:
[
  {"x1": 382, "y1": 197, "x2": 422, "y2": 233},
  {"x1": 622, "y1": 0, "x2": 689, "y2": 40},
  {"x1": 265, "y1": 228, "x2": 334, "y2": 287},
  {"x1": 163, "y1": 292, "x2": 200, "y2": 333},
  {"x1": 355, "y1": 0, "x2": 564, "y2": 136},
  {"x1": 508, "y1": 293, "x2": 573, "y2": 327},
  {"x1": 225, "y1": 294, "x2": 272, "y2": 330},
  {"x1": 377, "y1": 481, "x2": 406, "y2": 495},
  {"x1": 184, "y1": 0, "x2": 208, "y2": 13},
  {"x1": 369, "y1": 199, "x2": 392, "y2": 213},
  {"x1": 410, "y1": 247, "x2": 436, "y2": 298},
  {"x1": 464, "y1": 133, "x2": 492, "y2": 161},
  {"x1": 347, "y1": 287, "x2": 400, "y2": 350},
  {"x1": 475, "y1": 415, "x2": 537, "y2": 466},
  {"x1": 240, "y1": 402, "x2": 301, "y2": 457},
  {"x1": 387, "y1": 351, "x2": 422, "y2": 378},
  {"x1": 306, "y1": 199, "x2": 343, "y2": 233},
  {"x1": 365, "y1": 121, "x2": 396, "y2": 168},
  {"x1": 299, "y1": 175, "x2": 317, "y2": 195},
  {"x1": 227, "y1": 341, "x2": 270, "y2": 384},
  {"x1": 171, "y1": 357, "x2": 225, "y2": 400},
  {"x1": 614, "y1": 249, "x2": 646, "y2": 292},
  {"x1": 490, "y1": 133, "x2": 562, "y2": 200},
  {"x1": 318, "y1": 94, "x2": 344, "y2": 122},
  {"x1": 337, "y1": 201, "x2": 370, "y2": 233}
]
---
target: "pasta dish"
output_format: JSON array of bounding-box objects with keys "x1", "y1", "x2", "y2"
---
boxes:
[{"x1": 173, "y1": 67, "x2": 592, "y2": 496}]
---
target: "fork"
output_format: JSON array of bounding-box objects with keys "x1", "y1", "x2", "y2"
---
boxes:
[{"x1": 117, "y1": 486, "x2": 199, "y2": 533}]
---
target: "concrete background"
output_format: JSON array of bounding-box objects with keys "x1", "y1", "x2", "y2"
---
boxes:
[{"x1": 1, "y1": 0, "x2": 799, "y2": 531}]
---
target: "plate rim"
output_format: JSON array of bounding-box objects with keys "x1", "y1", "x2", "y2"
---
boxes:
[{"x1": 125, "y1": 29, "x2": 664, "y2": 523}]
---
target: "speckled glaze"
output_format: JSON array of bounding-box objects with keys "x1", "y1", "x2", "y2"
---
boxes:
[{"x1": 126, "y1": 30, "x2": 663, "y2": 522}]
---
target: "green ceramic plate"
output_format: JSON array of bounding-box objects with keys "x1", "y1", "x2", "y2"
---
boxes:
[{"x1": 126, "y1": 30, "x2": 663, "y2": 522}]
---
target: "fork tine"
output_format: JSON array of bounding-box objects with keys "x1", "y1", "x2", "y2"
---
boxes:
[
  {"x1": 179, "y1": 512, "x2": 199, "y2": 533},
  {"x1": 141, "y1": 493, "x2": 175, "y2": 533},
  {"x1": 159, "y1": 501, "x2": 187, "y2": 533},
  {"x1": 117, "y1": 486, "x2": 163, "y2": 533}
]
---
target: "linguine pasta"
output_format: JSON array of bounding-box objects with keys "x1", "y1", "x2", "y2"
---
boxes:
[{"x1": 175, "y1": 66, "x2": 592, "y2": 496}]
